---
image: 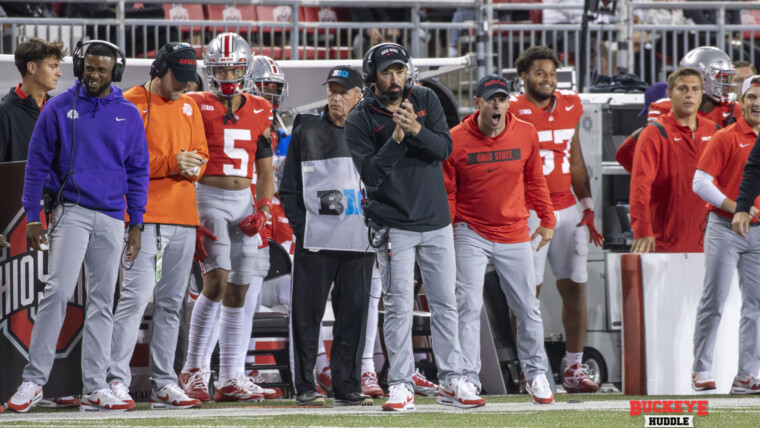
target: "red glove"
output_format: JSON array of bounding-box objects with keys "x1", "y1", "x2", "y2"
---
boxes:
[
  {"x1": 258, "y1": 226, "x2": 271, "y2": 249},
  {"x1": 194, "y1": 225, "x2": 218, "y2": 263},
  {"x1": 577, "y1": 209, "x2": 604, "y2": 247},
  {"x1": 239, "y1": 210, "x2": 269, "y2": 237}
]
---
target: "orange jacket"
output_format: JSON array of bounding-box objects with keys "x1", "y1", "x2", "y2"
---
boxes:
[{"x1": 124, "y1": 86, "x2": 208, "y2": 226}]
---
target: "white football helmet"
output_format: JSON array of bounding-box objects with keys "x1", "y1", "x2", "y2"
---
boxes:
[
  {"x1": 251, "y1": 55, "x2": 288, "y2": 109},
  {"x1": 679, "y1": 46, "x2": 737, "y2": 104},
  {"x1": 203, "y1": 33, "x2": 253, "y2": 97}
]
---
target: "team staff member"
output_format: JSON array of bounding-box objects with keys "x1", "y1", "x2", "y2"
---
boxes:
[
  {"x1": 345, "y1": 43, "x2": 480, "y2": 411},
  {"x1": 107, "y1": 42, "x2": 207, "y2": 410},
  {"x1": 629, "y1": 67, "x2": 719, "y2": 253},
  {"x1": 179, "y1": 33, "x2": 273, "y2": 403},
  {"x1": 444, "y1": 74, "x2": 555, "y2": 405},
  {"x1": 0, "y1": 38, "x2": 65, "y2": 162},
  {"x1": 615, "y1": 82, "x2": 668, "y2": 173},
  {"x1": 692, "y1": 76, "x2": 760, "y2": 394},
  {"x1": 280, "y1": 66, "x2": 375, "y2": 407},
  {"x1": 509, "y1": 46, "x2": 602, "y2": 393},
  {"x1": 8, "y1": 41, "x2": 149, "y2": 413}
]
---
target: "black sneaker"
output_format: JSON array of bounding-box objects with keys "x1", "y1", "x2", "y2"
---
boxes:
[
  {"x1": 335, "y1": 391, "x2": 373, "y2": 406},
  {"x1": 296, "y1": 391, "x2": 326, "y2": 406}
]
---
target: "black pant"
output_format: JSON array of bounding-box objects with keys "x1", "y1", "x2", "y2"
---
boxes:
[{"x1": 290, "y1": 242, "x2": 374, "y2": 396}]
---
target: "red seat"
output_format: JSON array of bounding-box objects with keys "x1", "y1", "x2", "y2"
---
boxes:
[
  {"x1": 299, "y1": 7, "x2": 339, "y2": 35},
  {"x1": 162, "y1": 3, "x2": 205, "y2": 33},
  {"x1": 204, "y1": 4, "x2": 257, "y2": 34}
]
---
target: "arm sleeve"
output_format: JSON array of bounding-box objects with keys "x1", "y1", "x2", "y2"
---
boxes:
[
  {"x1": 21, "y1": 107, "x2": 58, "y2": 222},
  {"x1": 404, "y1": 91, "x2": 453, "y2": 161},
  {"x1": 737, "y1": 133, "x2": 760, "y2": 213},
  {"x1": 442, "y1": 147, "x2": 457, "y2": 222},
  {"x1": 524, "y1": 130, "x2": 556, "y2": 229},
  {"x1": 255, "y1": 134, "x2": 274, "y2": 160},
  {"x1": 278, "y1": 121, "x2": 306, "y2": 235},
  {"x1": 629, "y1": 127, "x2": 661, "y2": 239},
  {"x1": 345, "y1": 110, "x2": 408, "y2": 188},
  {"x1": 693, "y1": 169, "x2": 729, "y2": 208},
  {"x1": 615, "y1": 128, "x2": 642, "y2": 173},
  {"x1": 124, "y1": 114, "x2": 150, "y2": 225}
]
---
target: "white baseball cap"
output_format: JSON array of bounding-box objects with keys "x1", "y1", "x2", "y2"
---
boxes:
[{"x1": 741, "y1": 74, "x2": 760, "y2": 97}]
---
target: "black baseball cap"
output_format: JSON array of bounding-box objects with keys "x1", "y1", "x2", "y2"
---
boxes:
[
  {"x1": 162, "y1": 43, "x2": 198, "y2": 83},
  {"x1": 372, "y1": 45, "x2": 408, "y2": 72},
  {"x1": 324, "y1": 66, "x2": 363, "y2": 90},
  {"x1": 476, "y1": 74, "x2": 510, "y2": 99}
]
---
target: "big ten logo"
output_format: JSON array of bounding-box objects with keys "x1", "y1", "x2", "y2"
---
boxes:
[
  {"x1": 317, "y1": 189, "x2": 363, "y2": 216},
  {"x1": 537, "y1": 128, "x2": 575, "y2": 175},
  {"x1": 332, "y1": 69, "x2": 349, "y2": 78}
]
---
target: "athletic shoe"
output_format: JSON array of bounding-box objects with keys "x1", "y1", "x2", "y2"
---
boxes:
[
  {"x1": 296, "y1": 391, "x2": 326, "y2": 406},
  {"x1": 412, "y1": 368, "x2": 439, "y2": 396},
  {"x1": 242, "y1": 376, "x2": 281, "y2": 400},
  {"x1": 7, "y1": 381, "x2": 43, "y2": 413},
  {"x1": 361, "y1": 371, "x2": 384, "y2": 398},
  {"x1": 80, "y1": 388, "x2": 132, "y2": 411},
  {"x1": 526, "y1": 374, "x2": 555, "y2": 404},
  {"x1": 247, "y1": 370, "x2": 283, "y2": 399},
  {"x1": 382, "y1": 384, "x2": 415, "y2": 412},
  {"x1": 437, "y1": 378, "x2": 485, "y2": 408},
  {"x1": 316, "y1": 385, "x2": 328, "y2": 396},
  {"x1": 150, "y1": 384, "x2": 202, "y2": 409},
  {"x1": 335, "y1": 391, "x2": 373, "y2": 406},
  {"x1": 180, "y1": 368, "x2": 211, "y2": 402},
  {"x1": 213, "y1": 377, "x2": 264, "y2": 402},
  {"x1": 39, "y1": 396, "x2": 81, "y2": 408},
  {"x1": 317, "y1": 367, "x2": 333, "y2": 393},
  {"x1": 563, "y1": 363, "x2": 600, "y2": 393},
  {"x1": 109, "y1": 382, "x2": 135, "y2": 411},
  {"x1": 730, "y1": 373, "x2": 760, "y2": 395},
  {"x1": 692, "y1": 371, "x2": 716, "y2": 391}
]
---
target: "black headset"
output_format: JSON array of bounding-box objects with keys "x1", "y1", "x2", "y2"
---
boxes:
[
  {"x1": 362, "y1": 42, "x2": 411, "y2": 85},
  {"x1": 150, "y1": 42, "x2": 195, "y2": 79},
  {"x1": 72, "y1": 40, "x2": 126, "y2": 82}
]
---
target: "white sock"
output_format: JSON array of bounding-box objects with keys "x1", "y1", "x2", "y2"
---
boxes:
[
  {"x1": 363, "y1": 277, "x2": 381, "y2": 360},
  {"x1": 566, "y1": 351, "x2": 583, "y2": 368},
  {"x1": 414, "y1": 353, "x2": 427, "y2": 363},
  {"x1": 238, "y1": 276, "x2": 263, "y2": 377},
  {"x1": 202, "y1": 315, "x2": 220, "y2": 371},
  {"x1": 219, "y1": 305, "x2": 245, "y2": 381},
  {"x1": 316, "y1": 353, "x2": 330, "y2": 374},
  {"x1": 373, "y1": 334, "x2": 385, "y2": 374},
  {"x1": 361, "y1": 357, "x2": 375, "y2": 374},
  {"x1": 184, "y1": 294, "x2": 220, "y2": 372}
]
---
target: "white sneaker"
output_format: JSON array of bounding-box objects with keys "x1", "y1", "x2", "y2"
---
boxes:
[
  {"x1": 730, "y1": 373, "x2": 760, "y2": 395},
  {"x1": 110, "y1": 382, "x2": 135, "y2": 410},
  {"x1": 526, "y1": 374, "x2": 555, "y2": 404},
  {"x1": 213, "y1": 377, "x2": 264, "y2": 402},
  {"x1": 150, "y1": 384, "x2": 202, "y2": 409},
  {"x1": 7, "y1": 381, "x2": 43, "y2": 413},
  {"x1": 692, "y1": 371, "x2": 716, "y2": 391},
  {"x1": 381, "y1": 384, "x2": 415, "y2": 412},
  {"x1": 80, "y1": 388, "x2": 131, "y2": 411},
  {"x1": 437, "y1": 378, "x2": 486, "y2": 408}
]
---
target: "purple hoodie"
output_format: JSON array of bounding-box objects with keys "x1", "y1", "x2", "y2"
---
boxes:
[{"x1": 22, "y1": 83, "x2": 149, "y2": 224}]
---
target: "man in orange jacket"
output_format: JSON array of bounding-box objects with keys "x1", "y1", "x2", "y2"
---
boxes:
[
  {"x1": 107, "y1": 42, "x2": 207, "y2": 410},
  {"x1": 629, "y1": 67, "x2": 720, "y2": 253}
]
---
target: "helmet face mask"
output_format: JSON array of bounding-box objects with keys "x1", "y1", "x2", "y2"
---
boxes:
[
  {"x1": 250, "y1": 55, "x2": 288, "y2": 109},
  {"x1": 679, "y1": 47, "x2": 738, "y2": 104},
  {"x1": 204, "y1": 33, "x2": 253, "y2": 98}
]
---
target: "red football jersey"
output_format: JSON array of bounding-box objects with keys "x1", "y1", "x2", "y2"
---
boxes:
[
  {"x1": 508, "y1": 90, "x2": 583, "y2": 210},
  {"x1": 648, "y1": 98, "x2": 742, "y2": 128},
  {"x1": 188, "y1": 92, "x2": 272, "y2": 179}
]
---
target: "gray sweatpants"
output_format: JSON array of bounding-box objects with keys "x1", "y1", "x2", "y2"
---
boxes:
[
  {"x1": 454, "y1": 224, "x2": 549, "y2": 389},
  {"x1": 376, "y1": 224, "x2": 463, "y2": 392},
  {"x1": 108, "y1": 224, "x2": 195, "y2": 390},
  {"x1": 22, "y1": 205, "x2": 124, "y2": 394},
  {"x1": 693, "y1": 212, "x2": 760, "y2": 375}
]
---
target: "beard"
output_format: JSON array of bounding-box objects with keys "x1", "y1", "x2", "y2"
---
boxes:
[
  {"x1": 525, "y1": 79, "x2": 554, "y2": 103},
  {"x1": 377, "y1": 83, "x2": 403, "y2": 104}
]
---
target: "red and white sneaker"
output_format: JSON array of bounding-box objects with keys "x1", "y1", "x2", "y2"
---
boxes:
[
  {"x1": 361, "y1": 371, "x2": 384, "y2": 398},
  {"x1": 437, "y1": 378, "x2": 485, "y2": 408},
  {"x1": 526, "y1": 374, "x2": 555, "y2": 404},
  {"x1": 247, "y1": 370, "x2": 283, "y2": 399},
  {"x1": 692, "y1": 371, "x2": 717, "y2": 391},
  {"x1": 109, "y1": 382, "x2": 135, "y2": 411},
  {"x1": 80, "y1": 388, "x2": 132, "y2": 411},
  {"x1": 730, "y1": 373, "x2": 760, "y2": 395},
  {"x1": 563, "y1": 363, "x2": 599, "y2": 393},
  {"x1": 412, "y1": 369, "x2": 439, "y2": 396},
  {"x1": 213, "y1": 377, "x2": 264, "y2": 402},
  {"x1": 382, "y1": 384, "x2": 415, "y2": 411},
  {"x1": 39, "y1": 396, "x2": 81, "y2": 408},
  {"x1": 317, "y1": 367, "x2": 333, "y2": 393},
  {"x1": 150, "y1": 384, "x2": 202, "y2": 409},
  {"x1": 179, "y1": 368, "x2": 211, "y2": 402},
  {"x1": 7, "y1": 381, "x2": 43, "y2": 413}
]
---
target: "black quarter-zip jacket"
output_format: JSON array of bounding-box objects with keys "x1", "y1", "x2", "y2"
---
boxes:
[
  {"x1": 345, "y1": 84, "x2": 452, "y2": 231},
  {"x1": 0, "y1": 86, "x2": 48, "y2": 162}
]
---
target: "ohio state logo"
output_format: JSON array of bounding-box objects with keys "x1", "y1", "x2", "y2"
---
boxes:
[{"x1": 0, "y1": 208, "x2": 85, "y2": 360}]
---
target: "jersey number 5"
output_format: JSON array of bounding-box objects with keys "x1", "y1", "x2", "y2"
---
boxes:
[
  {"x1": 538, "y1": 129, "x2": 574, "y2": 175},
  {"x1": 222, "y1": 129, "x2": 252, "y2": 177}
]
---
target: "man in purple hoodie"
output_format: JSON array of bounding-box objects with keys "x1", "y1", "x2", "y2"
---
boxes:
[{"x1": 6, "y1": 41, "x2": 149, "y2": 413}]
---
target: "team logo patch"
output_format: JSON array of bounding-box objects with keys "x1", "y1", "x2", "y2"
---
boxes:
[
  {"x1": 466, "y1": 149, "x2": 521, "y2": 165},
  {"x1": 201, "y1": 104, "x2": 214, "y2": 111},
  {"x1": 182, "y1": 103, "x2": 193, "y2": 116},
  {"x1": 519, "y1": 109, "x2": 532, "y2": 115},
  {"x1": 66, "y1": 109, "x2": 79, "y2": 120}
]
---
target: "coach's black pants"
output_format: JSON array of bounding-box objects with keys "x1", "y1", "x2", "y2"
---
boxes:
[{"x1": 290, "y1": 241, "x2": 374, "y2": 396}]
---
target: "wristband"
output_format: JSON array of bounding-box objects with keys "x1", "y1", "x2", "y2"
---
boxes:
[
  {"x1": 256, "y1": 198, "x2": 273, "y2": 212},
  {"x1": 579, "y1": 197, "x2": 594, "y2": 211},
  {"x1": 27, "y1": 221, "x2": 41, "y2": 226}
]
